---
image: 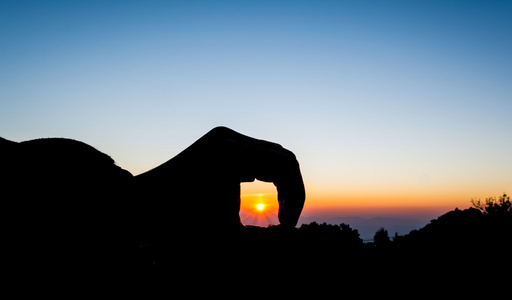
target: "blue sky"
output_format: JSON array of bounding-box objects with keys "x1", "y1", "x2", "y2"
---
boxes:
[{"x1": 1, "y1": 1, "x2": 511, "y2": 218}]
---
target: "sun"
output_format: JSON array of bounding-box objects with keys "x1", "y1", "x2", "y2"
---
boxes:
[{"x1": 256, "y1": 203, "x2": 265, "y2": 211}]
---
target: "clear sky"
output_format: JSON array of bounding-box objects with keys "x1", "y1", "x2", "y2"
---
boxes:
[{"x1": 1, "y1": 0, "x2": 511, "y2": 225}]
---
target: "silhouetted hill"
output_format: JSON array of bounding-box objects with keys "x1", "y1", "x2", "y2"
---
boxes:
[{"x1": 394, "y1": 207, "x2": 511, "y2": 253}]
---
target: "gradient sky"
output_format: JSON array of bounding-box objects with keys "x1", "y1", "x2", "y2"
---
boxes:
[{"x1": 1, "y1": 0, "x2": 511, "y2": 225}]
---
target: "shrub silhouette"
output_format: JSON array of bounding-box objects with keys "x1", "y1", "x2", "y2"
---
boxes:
[{"x1": 471, "y1": 193, "x2": 511, "y2": 216}]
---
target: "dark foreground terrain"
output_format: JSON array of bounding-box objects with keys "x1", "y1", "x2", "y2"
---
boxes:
[
  {"x1": 5, "y1": 202, "x2": 510, "y2": 292},
  {"x1": 131, "y1": 201, "x2": 512, "y2": 276},
  {"x1": 128, "y1": 203, "x2": 511, "y2": 294},
  {"x1": 2, "y1": 135, "x2": 509, "y2": 292}
]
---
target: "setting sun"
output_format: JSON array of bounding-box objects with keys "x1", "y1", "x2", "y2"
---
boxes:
[{"x1": 240, "y1": 181, "x2": 279, "y2": 226}]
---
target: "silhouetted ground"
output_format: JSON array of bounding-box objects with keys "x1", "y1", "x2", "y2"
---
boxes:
[
  {"x1": 134, "y1": 206, "x2": 511, "y2": 277},
  {"x1": 2, "y1": 136, "x2": 509, "y2": 292}
]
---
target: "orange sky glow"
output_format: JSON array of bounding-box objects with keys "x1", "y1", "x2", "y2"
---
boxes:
[{"x1": 240, "y1": 180, "x2": 506, "y2": 226}]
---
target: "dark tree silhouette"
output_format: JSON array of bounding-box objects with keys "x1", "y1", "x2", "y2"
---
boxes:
[
  {"x1": 339, "y1": 223, "x2": 363, "y2": 247},
  {"x1": 297, "y1": 221, "x2": 363, "y2": 254},
  {"x1": 471, "y1": 193, "x2": 511, "y2": 215},
  {"x1": 373, "y1": 227, "x2": 390, "y2": 247}
]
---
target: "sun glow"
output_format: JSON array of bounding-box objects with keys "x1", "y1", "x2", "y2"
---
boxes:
[{"x1": 240, "y1": 180, "x2": 279, "y2": 226}]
